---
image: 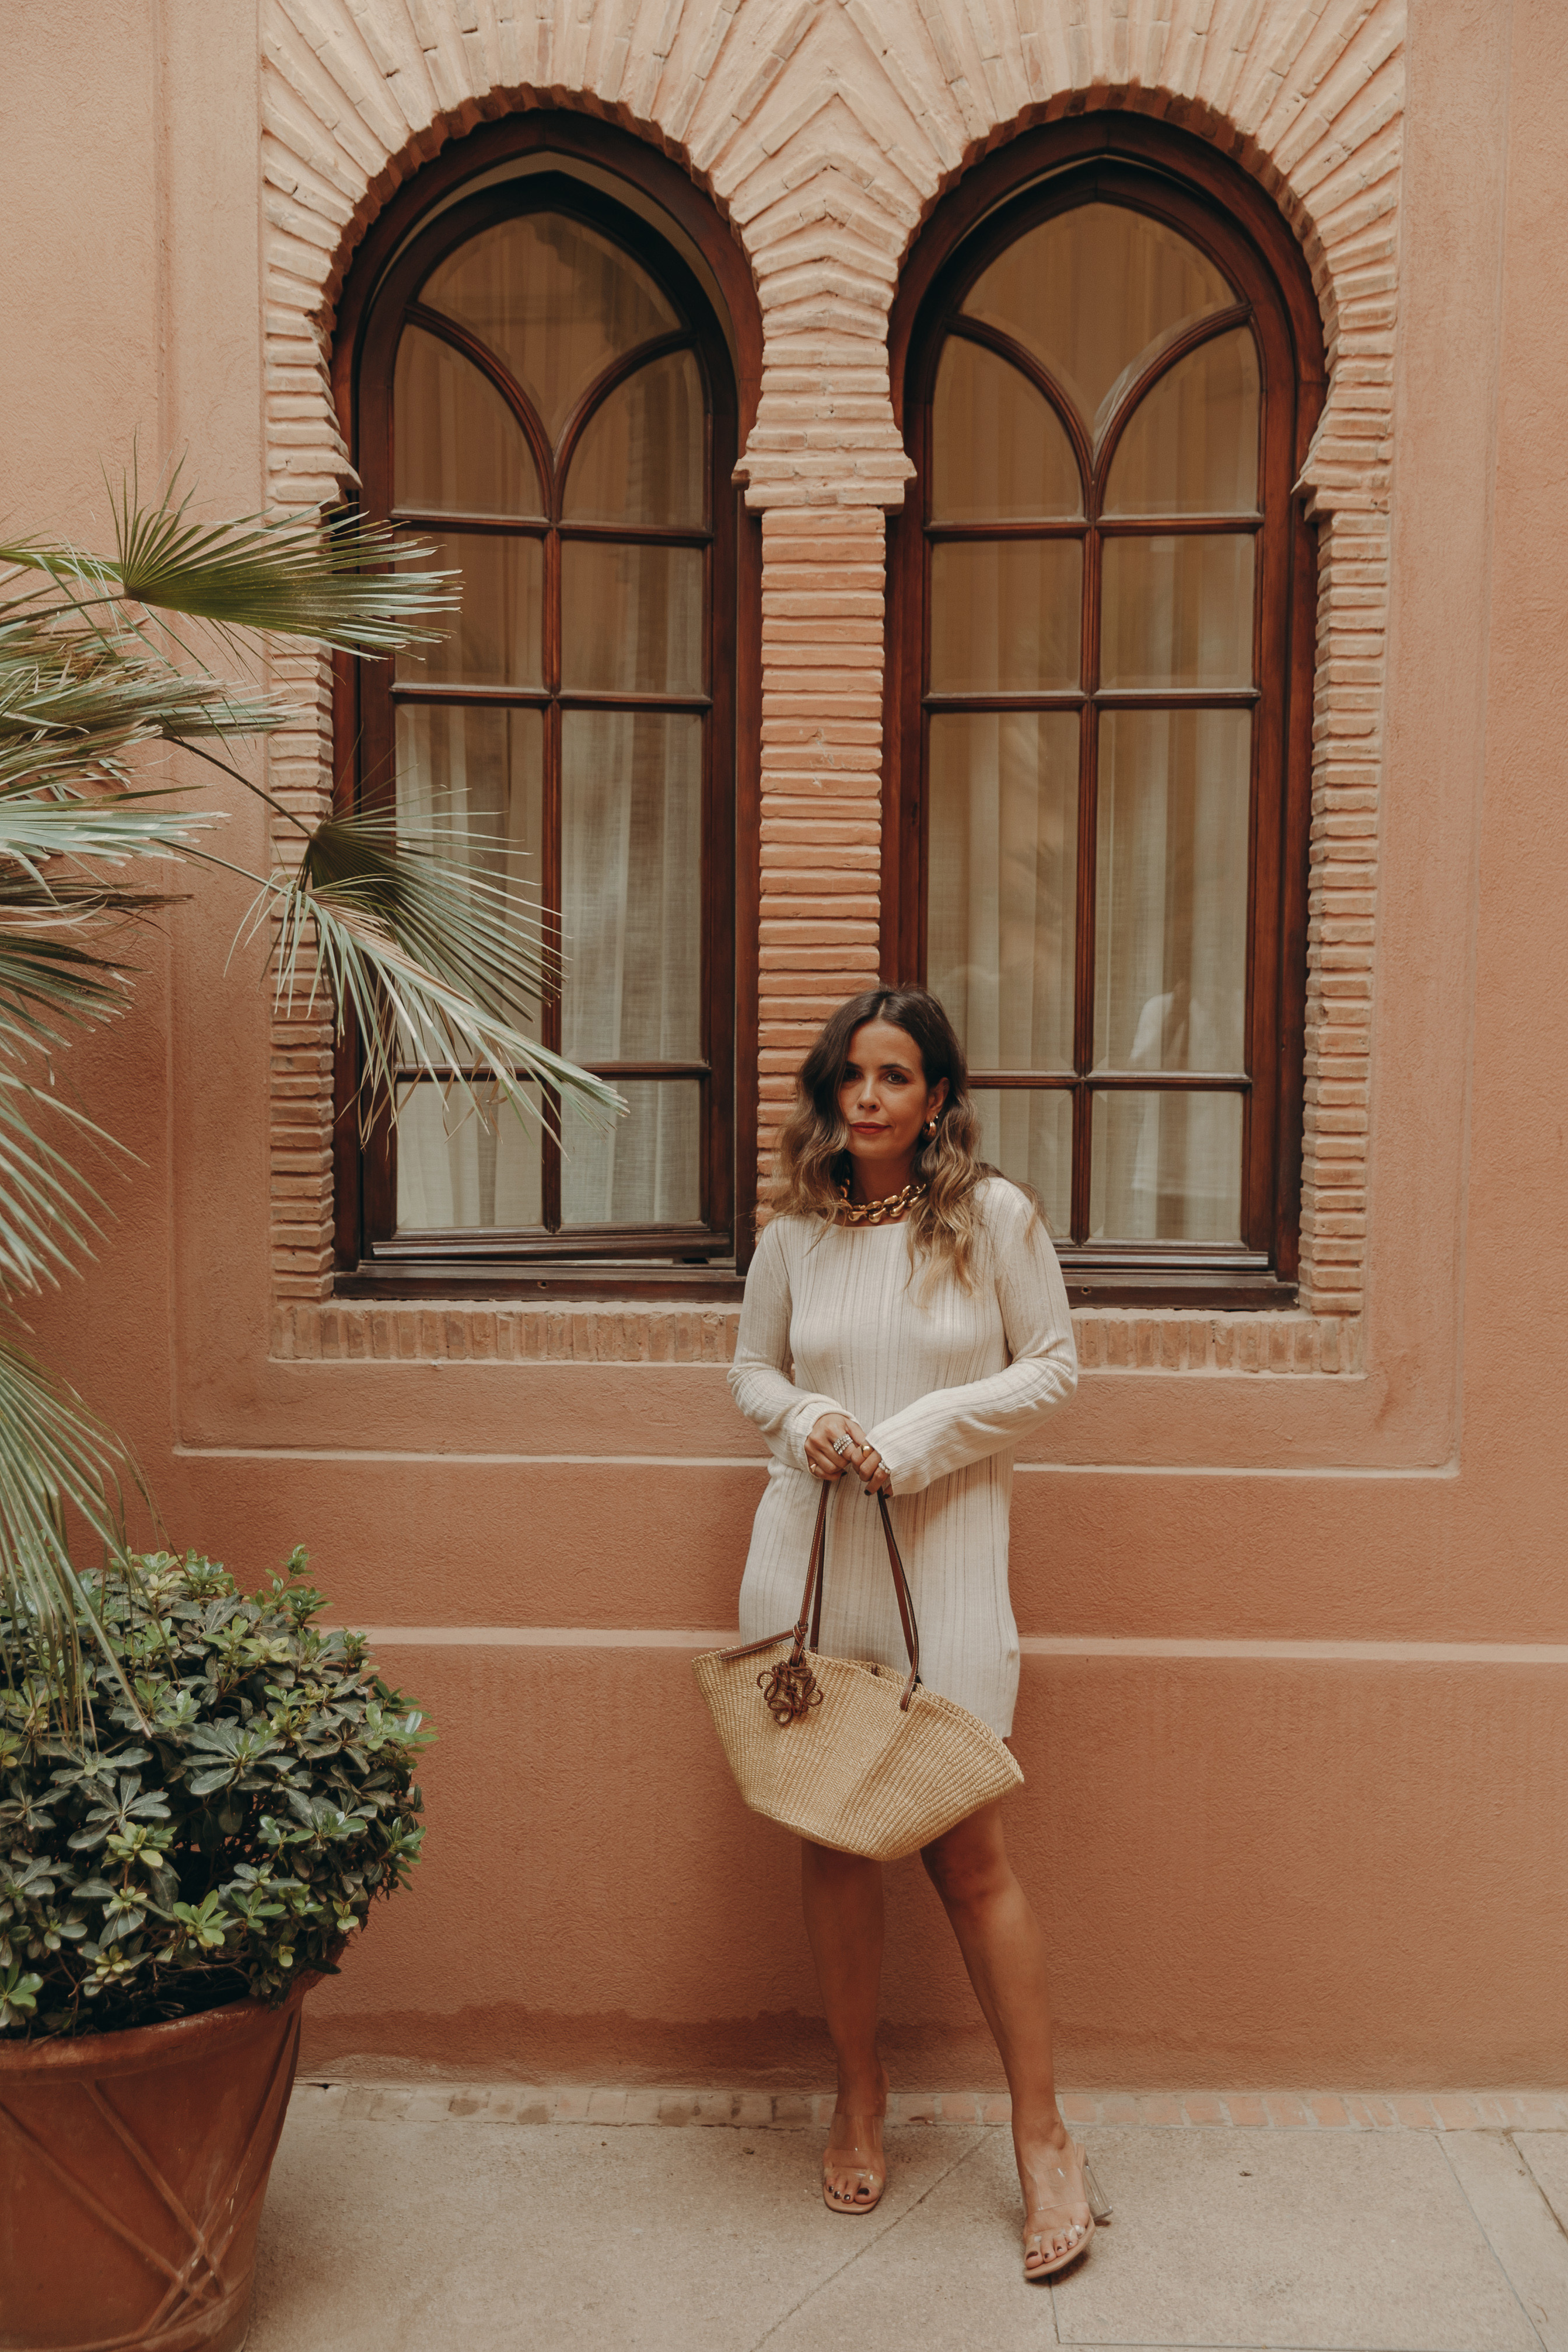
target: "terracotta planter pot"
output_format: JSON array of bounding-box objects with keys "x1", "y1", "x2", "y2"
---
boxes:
[{"x1": 0, "y1": 1979, "x2": 312, "y2": 2352}]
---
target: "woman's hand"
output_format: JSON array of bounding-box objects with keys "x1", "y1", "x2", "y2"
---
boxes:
[{"x1": 805, "y1": 1413, "x2": 892, "y2": 1494}]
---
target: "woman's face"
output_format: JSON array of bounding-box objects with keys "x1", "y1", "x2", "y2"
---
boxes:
[{"x1": 837, "y1": 1018, "x2": 949, "y2": 1181}]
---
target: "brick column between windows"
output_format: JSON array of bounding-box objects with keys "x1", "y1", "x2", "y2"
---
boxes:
[{"x1": 755, "y1": 505, "x2": 888, "y2": 1208}]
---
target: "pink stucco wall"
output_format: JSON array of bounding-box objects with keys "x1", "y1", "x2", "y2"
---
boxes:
[{"x1": 5, "y1": 0, "x2": 1567, "y2": 2087}]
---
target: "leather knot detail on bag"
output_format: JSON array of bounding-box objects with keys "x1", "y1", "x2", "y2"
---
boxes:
[{"x1": 757, "y1": 1655, "x2": 822, "y2": 1725}]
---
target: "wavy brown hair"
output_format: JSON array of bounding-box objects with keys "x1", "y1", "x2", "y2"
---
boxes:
[{"x1": 772, "y1": 986, "x2": 1019, "y2": 1289}]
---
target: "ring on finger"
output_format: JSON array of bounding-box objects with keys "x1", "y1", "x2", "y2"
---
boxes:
[{"x1": 832, "y1": 1434, "x2": 857, "y2": 1457}]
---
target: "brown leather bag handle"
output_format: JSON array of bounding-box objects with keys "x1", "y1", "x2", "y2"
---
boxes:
[
  {"x1": 722, "y1": 1480, "x2": 923, "y2": 1713},
  {"x1": 872, "y1": 1491, "x2": 922, "y2": 1710}
]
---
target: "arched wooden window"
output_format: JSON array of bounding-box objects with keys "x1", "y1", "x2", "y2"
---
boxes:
[
  {"x1": 345, "y1": 166, "x2": 742, "y2": 1280},
  {"x1": 890, "y1": 136, "x2": 1322, "y2": 1302}
]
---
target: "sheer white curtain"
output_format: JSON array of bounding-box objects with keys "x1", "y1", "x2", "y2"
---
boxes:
[
  {"x1": 558, "y1": 337, "x2": 704, "y2": 1228},
  {"x1": 1090, "y1": 710, "x2": 1248, "y2": 1242},
  {"x1": 390, "y1": 214, "x2": 709, "y2": 1236},
  {"x1": 395, "y1": 705, "x2": 544, "y2": 1230},
  {"x1": 560, "y1": 710, "x2": 701, "y2": 1226},
  {"x1": 928, "y1": 201, "x2": 1258, "y2": 1246},
  {"x1": 421, "y1": 214, "x2": 677, "y2": 443},
  {"x1": 393, "y1": 324, "x2": 543, "y2": 517},
  {"x1": 962, "y1": 204, "x2": 1232, "y2": 436},
  {"x1": 928, "y1": 712, "x2": 1077, "y2": 1230}
]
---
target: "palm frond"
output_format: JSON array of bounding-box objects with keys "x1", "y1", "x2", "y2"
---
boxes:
[
  {"x1": 302, "y1": 810, "x2": 556, "y2": 1020},
  {"x1": 0, "y1": 623, "x2": 282, "y2": 748},
  {"x1": 0, "y1": 870, "x2": 180, "y2": 926},
  {"x1": 0, "y1": 794, "x2": 218, "y2": 880},
  {"x1": 0, "y1": 926, "x2": 130, "y2": 1039},
  {"x1": 0, "y1": 481, "x2": 456, "y2": 657},
  {"x1": 0, "y1": 1329, "x2": 141, "y2": 1728},
  {"x1": 0, "y1": 1075, "x2": 122, "y2": 1294},
  {"x1": 0, "y1": 465, "x2": 610, "y2": 1728},
  {"x1": 250, "y1": 808, "x2": 625, "y2": 1140},
  {"x1": 0, "y1": 895, "x2": 139, "y2": 1297},
  {"x1": 0, "y1": 894, "x2": 149, "y2": 1069}
]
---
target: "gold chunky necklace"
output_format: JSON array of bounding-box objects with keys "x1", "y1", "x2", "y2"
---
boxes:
[{"x1": 836, "y1": 1177, "x2": 927, "y2": 1226}]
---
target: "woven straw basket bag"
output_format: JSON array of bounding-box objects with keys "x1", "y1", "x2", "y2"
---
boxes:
[{"x1": 693, "y1": 1479, "x2": 1023, "y2": 1862}]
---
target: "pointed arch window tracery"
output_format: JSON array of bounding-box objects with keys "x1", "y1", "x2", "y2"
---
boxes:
[
  {"x1": 890, "y1": 144, "x2": 1324, "y2": 1296},
  {"x1": 348, "y1": 173, "x2": 741, "y2": 1272}
]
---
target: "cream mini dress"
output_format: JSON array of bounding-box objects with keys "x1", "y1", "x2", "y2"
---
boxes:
[{"x1": 727, "y1": 1178, "x2": 1078, "y2": 1737}]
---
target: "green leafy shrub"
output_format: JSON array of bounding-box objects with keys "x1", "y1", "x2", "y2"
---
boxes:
[{"x1": 0, "y1": 1548, "x2": 431, "y2": 2038}]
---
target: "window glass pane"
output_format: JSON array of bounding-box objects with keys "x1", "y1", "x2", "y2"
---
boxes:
[
  {"x1": 963, "y1": 203, "x2": 1232, "y2": 435},
  {"x1": 931, "y1": 338, "x2": 1081, "y2": 520},
  {"x1": 396, "y1": 1083, "x2": 542, "y2": 1229},
  {"x1": 561, "y1": 543, "x2": 704, "y2": 694},
  {"x1": 396, "y1": 706, "x2": 548, "y2": 1232},
  {"x1": 1090, "y1": 1089, "x2": 1242, "y2": 1243},
  {"x1": 1094, "y1": 710, "x2": 1250, "y2": 1074},
  {"x1": 394, "y1": 531, "x2": 543, "y2": 688},
  {"x1": 929, "y1": 541, "x2": 1081, "y2": 692},
  {"x1": 1104, "y1": 328, "x2": 1259, "y2": 516},
  {"x1": 393, "y1": 326, "x2": 543, "y2": 517},
  {"x1": 970, "y1": 1088, "x2": 1072, "y2": 1238},
  {"x1": 1100, "y1": 535, "x2": 1254, "y2": 690},
  {"x1": 396, "y1": 703, "x2": 544, "y2": 949},
  {"x1": 420, "y1": 213, "x2": 677, "y2": 445},
  {"x1": 564, "y1": 349, "x2": 705, "y2": 526},
  {"x1": 928, "y1": 712, "x2": 1077, "y2": 1072},
  {"x1": 561, "y1": 1079, "x2": 701, "y2": 1226},
  {"x1": 561, "y1": 710, "x2": 701, "y2": 1062}
]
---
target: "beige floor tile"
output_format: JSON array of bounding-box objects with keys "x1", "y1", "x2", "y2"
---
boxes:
[
  {"x1": 251, "y1": 2115, "x2": 981, "y2": 2352},
  {"x1": 252, "y1": 2102, "x2": 1564, "y2": 2352},
  {"x1": 1048, "y1": 2126, "x2": 1540, "y2": 2351},
  {"x1": 1517, "y1": 2130, "x2": 1568, "y2": 2231},
  {"x1": 1445, "y1": 2131, "x2": 1568, "y2": 2352},
  {"x1": 761, "y1": 2130, "x2": 1059, "y2": 2351}
]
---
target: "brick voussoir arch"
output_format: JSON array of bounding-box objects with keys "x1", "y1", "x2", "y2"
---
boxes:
[{"x1": 261, "y1": 0, "x2": 1402, "y2": 1342}]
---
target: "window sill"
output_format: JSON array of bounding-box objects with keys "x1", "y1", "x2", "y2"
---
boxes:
[
  {"x1": 1062, "y1": 1270, "x2": 1298, "y2": 1311},
  {"x1": 337, "y1": 1256, "x2": 1292, "y2": 1314},
  {"x1": 334, "y1": 1258, "x2": 746, "y2": 1305},
  {"x1": 274, "y1": 1294, "x2": 1360, "y2": 1374}
]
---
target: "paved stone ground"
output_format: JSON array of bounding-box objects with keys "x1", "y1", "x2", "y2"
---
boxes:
[{"x1": 251, "y1": 2082, "x2": 1568, "y2": 2352}]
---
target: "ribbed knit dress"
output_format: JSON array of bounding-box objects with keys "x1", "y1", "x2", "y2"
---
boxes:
[{"x1": 727, "y1": 1178, "x2": 1079, "y2": 1737}]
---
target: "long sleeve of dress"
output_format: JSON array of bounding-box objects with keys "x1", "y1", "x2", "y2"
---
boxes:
[
  {"x1": 727, "y1": 1219, "x2": 850, "y2": 1472},
  {"x1": 866, "y1": 1189, "x2": 1077, "y2": 1494}
]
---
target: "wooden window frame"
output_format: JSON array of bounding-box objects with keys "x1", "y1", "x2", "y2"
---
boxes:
[
  {"x1": 886, "y1": 120, "x2": 1325, "y2": 1311},
  {"x1": 329, "y1": 117, "x2": 762, "y2": 1300}
]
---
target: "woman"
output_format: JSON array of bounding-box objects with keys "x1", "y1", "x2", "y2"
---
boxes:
[{"x1": 727, "y1": 986, "x2": 1100, "y2": 2281}]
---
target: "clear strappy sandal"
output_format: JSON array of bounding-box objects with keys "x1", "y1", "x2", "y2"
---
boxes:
[
  {"x1": 1021, "y1": 2137, "x2": 1112, "y2": 2280},
  {"x1": 821, "y1": 2112, "x2": 887, "y2": 2214}
]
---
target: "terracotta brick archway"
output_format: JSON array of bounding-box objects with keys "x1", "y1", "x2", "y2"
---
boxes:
[{"x1": 261, "y1": 0, "x2": 1402, "y2": 1350}]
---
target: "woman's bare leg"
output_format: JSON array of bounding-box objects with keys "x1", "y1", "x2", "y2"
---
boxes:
[
  {"x1": 800, "y1": 1839, "x2": 889, "y2": 2207},
  {"x1": 921, "y1": 1800, "x2": 1091, "y2": 2269}
]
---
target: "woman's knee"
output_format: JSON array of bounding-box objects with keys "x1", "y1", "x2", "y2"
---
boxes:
[
  {"x1": 920, "y1": 1811, "x2": 1011, "y2": 1909},
  {"x1": 923, "y1": 1852, "x2": 1006, "y2": 1910}
]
